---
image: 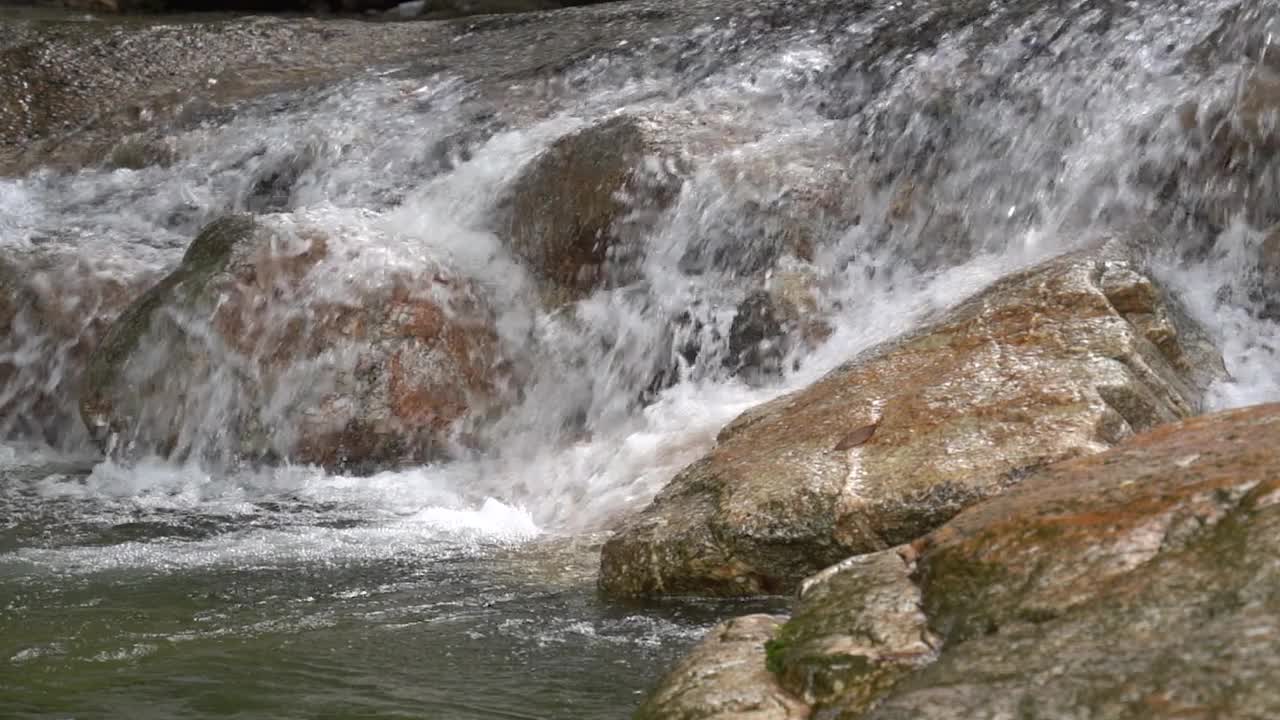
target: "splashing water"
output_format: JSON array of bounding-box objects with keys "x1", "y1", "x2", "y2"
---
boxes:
[
  {"x1": 2, "y1": 0, "x2": 1279, "y2": 715},
  {"x1": 2, "y1": 0, "x2": 1278, "y2": 547}
]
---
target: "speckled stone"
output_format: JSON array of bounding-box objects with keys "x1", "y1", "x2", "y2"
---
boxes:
[
  {"x1": 600, "y1": 240, "x2": 1227, "y2": 597},
  {"x1": 641, "y1": 402, "x2": 1280, "y2": 720},
  {"x1": 81, "y1": 216, "x2": 505, "y2": 470}
]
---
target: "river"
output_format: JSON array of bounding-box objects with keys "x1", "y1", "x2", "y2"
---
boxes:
[{"x1": 2, "y1": 0, "x2": 1278, "y2": 716}]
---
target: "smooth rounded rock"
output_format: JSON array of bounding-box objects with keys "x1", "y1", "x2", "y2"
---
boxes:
[
  {"x1": 504, "y1": 114, "x2": 685, "y2": 302},
  {"x1": 81, "y1": 215, "x2": 507, "y2": 470},
  {"x1": 600, "y1": 240, "x2": 1227, "y2": 598},
  {"x1": 635, "y1": 614, "x2": 809, "y2": 720}
]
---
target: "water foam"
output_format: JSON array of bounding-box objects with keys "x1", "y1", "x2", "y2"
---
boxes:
[{"x1": 2, "y1": 0, "x2": 1278, "y2": 571}]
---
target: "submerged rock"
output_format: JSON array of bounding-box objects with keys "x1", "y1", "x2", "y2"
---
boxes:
[
  {"x1": 80, "y1": 216, "x2": 507, "y2": 470},
  {"x1": 726, "y1": 289, "x2": 792, "y2": 381},
  {"x1": 504, "y1": 112, "x2": 860, "y2": 307},
  {"x1": 599, "y1": 240, "x2": 1227, "y2": 598},
  {"x1": 725, "y1": 263, "x2": 831, "y2": 383},
  {"x1": 504, "y1": 114, "x2": 685, "y2": 303},
  {"x1": 642, "y1": 402, "x2": 1280, "y2": 719},
  {"x1": 634, "y1": 614, "x2": 809, "y2": 720},
  {"x1": 0, "y1": 249, "x2": 153, "y2": 450},
  {"x1": 1261, "y1": 224, "x2": 1280, "y2": 298},
  {"x1": 1155, "y1": 63, "x2": 1280, "y2": 235}
]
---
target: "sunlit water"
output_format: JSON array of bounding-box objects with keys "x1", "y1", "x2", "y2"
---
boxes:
[{"x1": 3, "y1": 0, "x2": 1280, "y2": 716}]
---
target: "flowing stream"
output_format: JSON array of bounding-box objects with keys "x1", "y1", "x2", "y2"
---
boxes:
[{"x1": 2, "y1": 0, "x2": 1279, "y2": 716}]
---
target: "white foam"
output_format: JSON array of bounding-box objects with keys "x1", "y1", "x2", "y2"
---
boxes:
[{"x1": 3, "y1": 0, "x2": 1277, "y2": 577}]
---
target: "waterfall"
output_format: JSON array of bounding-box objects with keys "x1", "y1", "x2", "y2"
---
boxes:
[{"x1": 1, "y1": 0, "x2": 1277, "y2": 537}]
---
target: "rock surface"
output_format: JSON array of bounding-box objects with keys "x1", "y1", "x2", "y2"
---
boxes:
[
  {"x1": 503, "y1": 112, "x2": 862, "y2": 306},
  {"x1": 600, "y1": 240, "x2": 1227, "y2": 597},
  {"x1": 642, "y1": 402, "x2": 1280, "y2": 719},
  {"x1": 1261, "y1": 224, "x2": 1280, "y2": 309},
  {"x1": 504, "y1": 114, "x2": 685, "y2": 302},
  {"x1": 1157, "y1": 63, "x2": 1280, "y2": 235},
  {"x1": 766, "y1": 549, "x2": 938, "y2": 715},
  {"x1": 80, "y1": 216, "x2": 506, "y2": 470},
  {"x1": 48, "y1": 0, "x2": 604, "y2": 16},
  {"x1": 725, "y1": 263, "x2": 831, "y2": 382},
  {"x1": 634, "y1": 614, "x2": 809, "y2": 720},
  {"x1": 0, "y1": 1, "x2": 735, "y2": 174},
  {"x1": 0, "y1": 249, "x2": 153, "y2": 450}
]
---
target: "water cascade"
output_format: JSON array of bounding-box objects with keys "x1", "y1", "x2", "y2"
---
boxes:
[{"x1": 2, "y1": 0, "x2": 1278, "y2": 715}]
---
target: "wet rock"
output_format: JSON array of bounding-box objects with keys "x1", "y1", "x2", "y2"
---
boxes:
[
  {"x1": 411, "y1": 0, "x2": 575, "y2": 19},
  {"x1": 766, "y1": 549, "x2": 938, "y2": 714},
  {"x1": 243, "y1": 147, "x2": 316, "y2": 213},
  {"x1": 868, "y1": 402, "x2": 1280, "y2": 718},
  {"x1": 726, "y1": 290, "x2": 791, "y2": 381},
  {"x1": 0, "y1": 18, "x2": 457, "y2": 174},
  {"x1": 81, "y1": 215, "x2": 507, "y2": 470},
  {"x1": 725, "y1": 265, "x2": 831, "y2": 383},
  {"x1": 504, "y1": 113, "x2": 859, "y2": 307},
  {"x1": 62, "y1": 0, "x2": 400, "y2": 13},
  {"x1": 1262, "y1": 224, "x2": 1280, "y2": 290},
  {"x1": 0, "y1": 250, "x2": 154, "y2": 450},
  {"x1": 1186, "y1": 4, "x2": 1280, "y2": 75},
  {"x1": 62, "y1": 0, "x2": 599, "y2": 14},
  {"x1": 104, "y1": 133, "x2": 179, "y2": 170},
  {"x1": 881, "y1": 176, "x2": 976, "y2": 271},
  {"x1": 634, "y1": 614, "x2": 809, "y2": 720},
  {"x1": 675, "y1": 149, "x2": 859, "y2": 279},
  {"x1": 504, "y1": 114, "x2": 685, "y2": 302},
  {"x1": 599, "y1": 240, "x2": 1227, "y2": 597},
  {"x1": 642, "y1": 403, "x2": 1280, "y2": 719},
  {"x1": 1156, "y1": 64, "x2": 1280, "y2": 234}
]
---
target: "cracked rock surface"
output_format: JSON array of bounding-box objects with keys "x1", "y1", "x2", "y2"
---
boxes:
[
  {"x1": 600, "y1": 240, "x2": 1228, "y2": 597},
  {"x1": 639, "y1": 402, "x2": 1280, "y2": 719}
]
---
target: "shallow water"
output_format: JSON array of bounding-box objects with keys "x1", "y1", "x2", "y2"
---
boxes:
[
  {"x1": 3, "y1": 0, "x2": 1280, "y2": 715},
  {"x1": 0, "y1": 450, "x2": 784, "y2": 719}
]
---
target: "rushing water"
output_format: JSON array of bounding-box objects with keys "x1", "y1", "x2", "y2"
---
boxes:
[{"x1": 3, "y1": 0, "x2": 1280, "y2": 716}]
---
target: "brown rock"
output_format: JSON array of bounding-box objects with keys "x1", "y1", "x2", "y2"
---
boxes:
[
  {"x1": 506, "y1": 113, "x2": 860, "y2": 306},
  {"x1": 863, "y1": 402, "x2": 1280, "y2": 718},
  {"x1": 677, "y1": 153, "x2": 859, "y2": 278},
  {"x1": 1160, "y1": 65, "x2": 1280, "y2": 232},
  {"x1": 634, "y1": 614, "x2": 809, "y2": 720},
  {"x1": 642, "y1": 403, "x2": 1280, "y2": 720},
  {"x1": 1262, "y1": 224, "x2": 1280, "y2": 290},
  {"x1": 726, "y1": 262, "x2": 833, "y2": 383},
  {"x1": 0, "y1": 249, "x2": 154, "y2": 450},
  {"x1": 80, "y1": 216, "x2": 507, "y2": 470},
  {"x1": 505, "y1": 114, "x2": 685, "y2": 302},
  {"x1": 599, "y1": 240, "x2": 1226, "y2": 598}
]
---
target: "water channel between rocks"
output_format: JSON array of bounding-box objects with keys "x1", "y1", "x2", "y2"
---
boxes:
[{"x1": 2, "y1": 0, "x2": 1279, "y2": 716}]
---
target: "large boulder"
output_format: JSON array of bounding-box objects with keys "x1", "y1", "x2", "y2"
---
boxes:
[
  {"x1": 750, "y1": 402, "x2": 1280, "y2": 719},
  {"x1": 80, "y1": 215, "x2": 507, "y2": 470},
  {"x1": 599, "y1": 240, "x2": 1227, "y2": 597},
  {"x1": 764, "y1": 548, "x2": 938, "y2": 715},
  {"x1": 0, "y1": 250, "x2": 153, "y2": 450}
]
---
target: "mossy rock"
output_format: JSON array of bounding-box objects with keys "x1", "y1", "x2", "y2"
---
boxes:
[{"x1": 80, "y1": 216, "x2": 256, "y2": 453}]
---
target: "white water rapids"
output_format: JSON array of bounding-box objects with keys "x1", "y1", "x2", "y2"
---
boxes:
[{"x1": 2, "y1": 0, "x2": 1279, "y2": 576}]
